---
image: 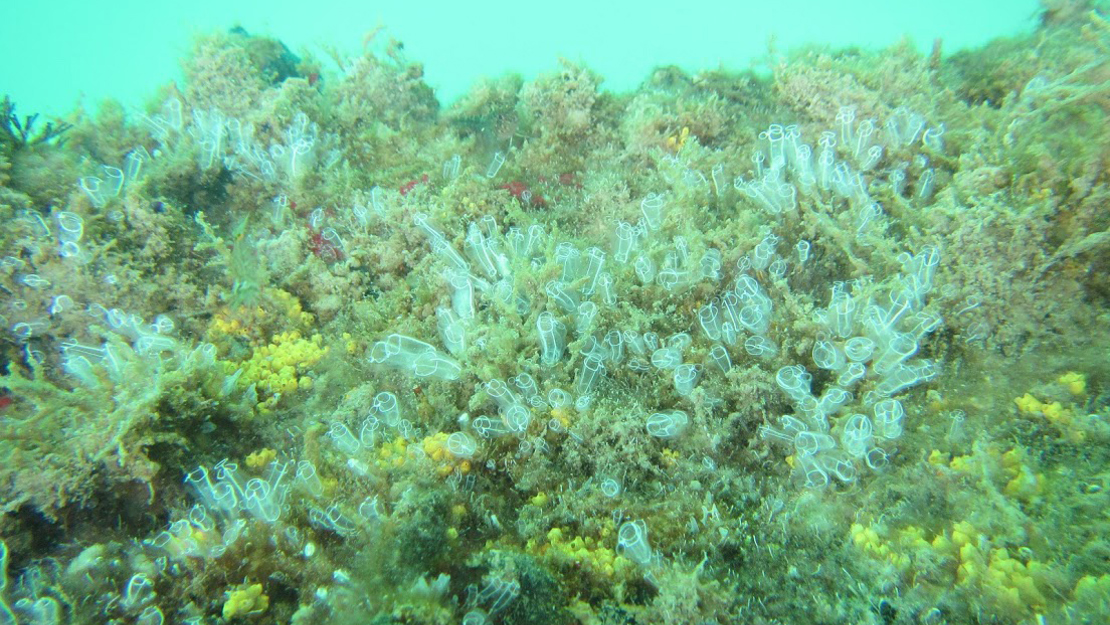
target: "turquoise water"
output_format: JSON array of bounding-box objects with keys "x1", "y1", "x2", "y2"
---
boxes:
[
  {"x1": 4, "y1": 1, "x2": 1040, "y2": 116},
  {"x1": 2, "y1": 2, "x2": 1109, "y2": 624}
]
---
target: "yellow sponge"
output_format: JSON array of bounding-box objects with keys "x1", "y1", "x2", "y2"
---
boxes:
[{"x1": 223, "y1": 582, "x2": 268, "y2": 619}]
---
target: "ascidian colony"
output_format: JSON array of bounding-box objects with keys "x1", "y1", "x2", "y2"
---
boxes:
[{"x1": 1, "y1": 4, "x2": 1110, "y2": 625}]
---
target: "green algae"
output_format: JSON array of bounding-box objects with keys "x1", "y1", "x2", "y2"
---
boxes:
[{"x1": 0, "y1": 7, "x2": 1108, "y2": 624}]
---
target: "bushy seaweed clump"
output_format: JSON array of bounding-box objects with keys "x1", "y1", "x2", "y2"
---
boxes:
[{"x1": 0, "y1": 97, "x2": 73, "y2": 151}]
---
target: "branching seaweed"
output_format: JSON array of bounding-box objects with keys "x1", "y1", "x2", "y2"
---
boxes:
[{"x1": 1, "y1": 95, "x2": 73, "y2": 150}]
